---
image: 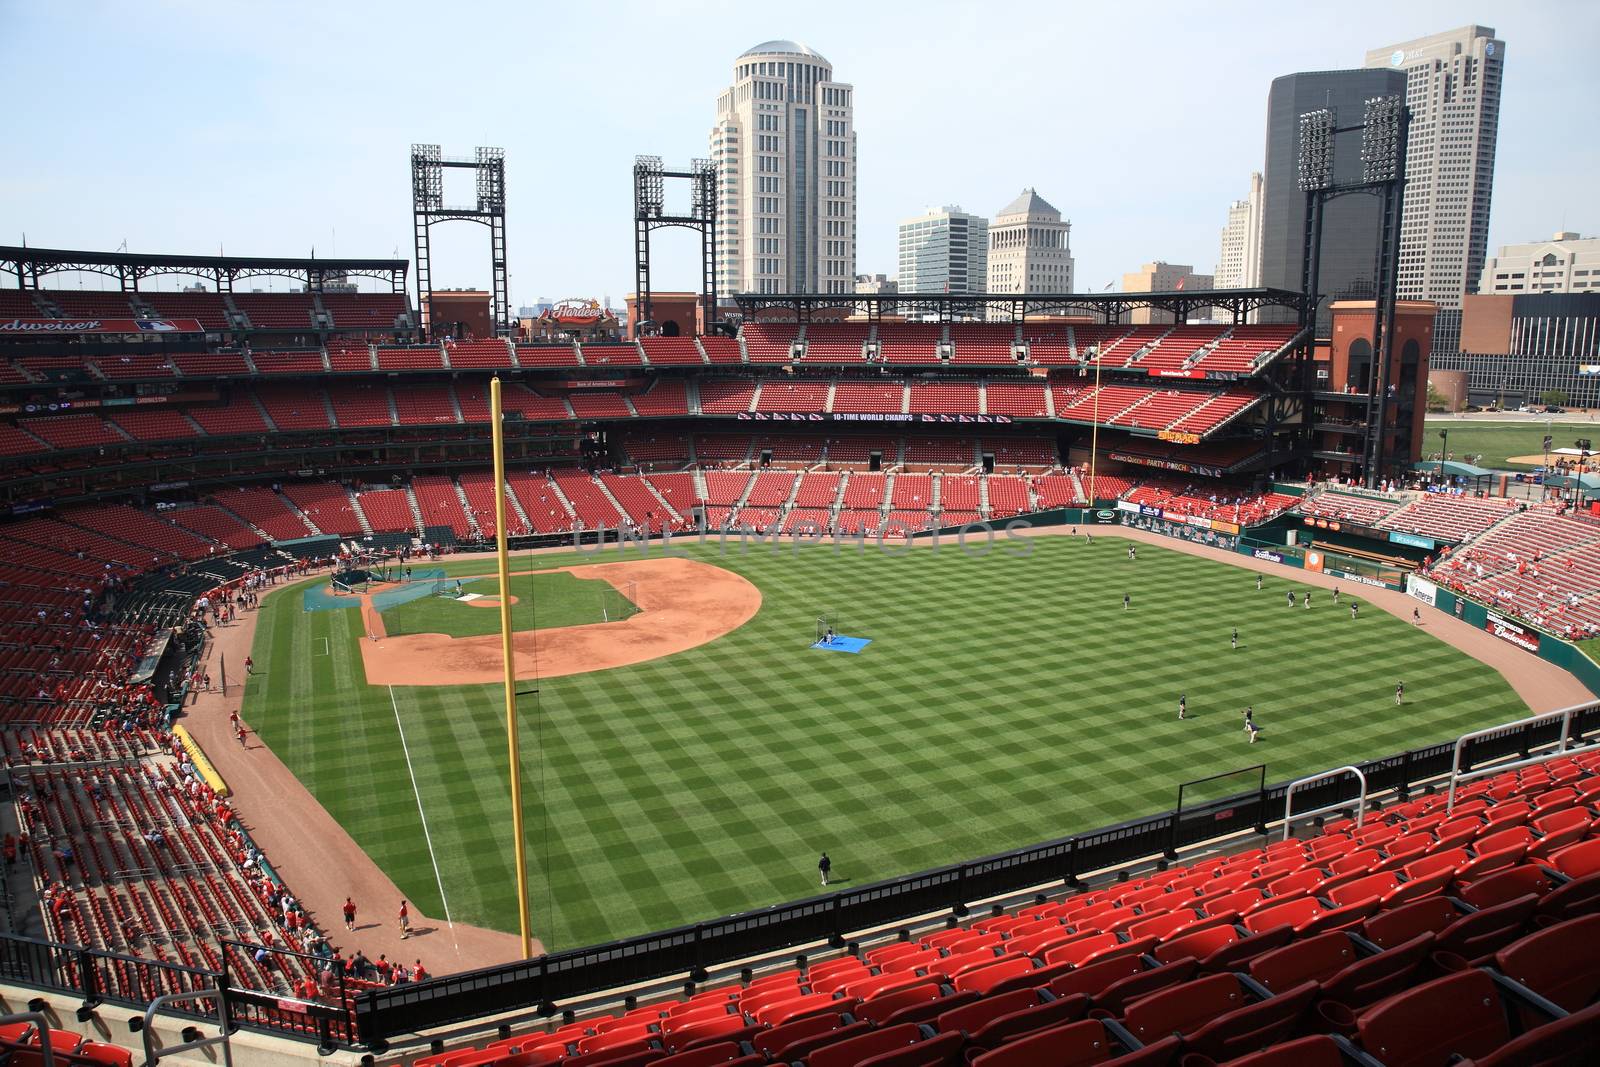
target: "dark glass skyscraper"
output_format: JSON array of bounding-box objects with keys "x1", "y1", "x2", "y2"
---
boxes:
[{"x1": 1259, "y1": 68, "x2": 1407, "y2": 335}]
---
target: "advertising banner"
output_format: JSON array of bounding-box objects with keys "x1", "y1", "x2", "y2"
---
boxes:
[
  {"x1": 1389, "y1": 530, "x2": 1437, "y2": 550},
  {"x1": 0, "y1": 317, "x2": 204, "y2": 335},
  {"x1": 1326, "y1": 568, "x2": 1394, "y2": 589},
  {"x1": 1304, "y1": 549, "x2": 1325, "y2": 573},
  {"x1": 1212, "y1": 520, "x2": 1241, "y2": 535},
  {"x1": 1182, "y1": 514, "x2": 1212, "y2": 529},
  {"x1": 1485, "y1": 612, "x2": 1541, "y2": 654},
  {"x1": 1408, "y1": 575, "x2": 1438, "y2": 607},
  {"x1": 1106, "y1": 450, "x2": 1225, "y2": 478},
  {"x1": 1115, "y1": 500, "x2": 1143, "y2": 514}
]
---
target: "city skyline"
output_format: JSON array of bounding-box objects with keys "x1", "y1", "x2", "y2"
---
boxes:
[{"x1": 2, "y1": 1, "x2": 1595, "y2": 309}]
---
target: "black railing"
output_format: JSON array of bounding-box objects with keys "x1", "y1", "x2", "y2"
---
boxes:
[
  {"x1": 351, "y1": 701, "x2": 1600, "y2": 1047},
  {"x1": 0, "y1": 933, "x2": 220, "y2": 1020}
]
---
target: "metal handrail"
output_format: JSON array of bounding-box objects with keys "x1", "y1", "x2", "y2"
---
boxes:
[
  {"x1": 141, "y1": 987, "x2": 233, "y2": 1067},
  {"x1": 1282, "y1": 765, "x2": 1367, "y2": 840},
  {"x1": 1445, "y1": 700, "x2": 1600, "y2": 813}
]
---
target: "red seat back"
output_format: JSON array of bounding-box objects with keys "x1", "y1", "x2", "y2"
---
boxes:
[
  {"x1": 1247, "y1": 930, "x2": 1357, "y2": 991},
  {"x1": 1121, "y1": 972, "x2": 1244, "y2": 1043},
  {"x1": 1356, "y1": 970, "x2": 1510, "y2": 1067},
  {"x1": 1492, "y1": 913, "x2": 1600, "y2": 1013},
  {"x1": 808, "y1": 1023, "x2": 923, "y2": 1067}
]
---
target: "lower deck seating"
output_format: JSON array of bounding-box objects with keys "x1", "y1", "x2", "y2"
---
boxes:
[{"x1": 414, "y1": 749, "x2": 1600, "y2": 1067}]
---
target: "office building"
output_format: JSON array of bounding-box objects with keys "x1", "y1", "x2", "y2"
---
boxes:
[
  {"x1": 1364, "y1": 26, "x2": 1505, "y2": 355},
  {"x1": 1216, "y1": 173, "x2": 1264, "y2": 289},
  {"x1": 897, "y1": 206, "x2": 987, "y2": 294},
  {"x1": 710, "y1": 40, "x2": 856, "y2": 296},
  {"x1": 1479, "y1": 233, "x2": 1600, "y2": 295},
  {"x1": 855, "y1": 272, "x2": 897, "y2": 314},
  {"x1": 986, "y1": 188, "x2": 1073, "y2": 296},
  {"x1": 1258, "y1": 68, "x2": 1408, "y2": 334},
  {"x1": 1431, "y1": 293, "x2": 1600, "y2": 407},
  {"x1": 1120, "y1": 262, "x2": 1213, "y2": 324}
]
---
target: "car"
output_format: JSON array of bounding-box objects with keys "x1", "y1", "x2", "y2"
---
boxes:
[{"x1": 1545, "y1": 405, "x2": 1565, "y2": 413}]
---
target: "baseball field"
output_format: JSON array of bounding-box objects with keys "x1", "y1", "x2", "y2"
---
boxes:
[{"x1": 241, "y1": 532, "x2": 1524, "y2": 951}]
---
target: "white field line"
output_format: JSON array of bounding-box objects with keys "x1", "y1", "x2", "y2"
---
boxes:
[{"x1": 389, "y1": 685, "x2": 455, "y2": 933}]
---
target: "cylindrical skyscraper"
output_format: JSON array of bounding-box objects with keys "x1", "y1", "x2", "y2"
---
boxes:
[{"x1": 711, "y1": 41, "x2": 856, "y2": 296}]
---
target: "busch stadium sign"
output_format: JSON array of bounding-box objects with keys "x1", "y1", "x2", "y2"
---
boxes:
[{"x1": 1485, "y1": 612, "x2": 1540, "y2": 654}]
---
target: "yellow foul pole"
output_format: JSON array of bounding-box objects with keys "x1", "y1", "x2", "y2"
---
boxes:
[
  {"x1": 1087, "y1": 345, "x2": 1103, "y2": 502},
  {"x1": 491, "y1": 376, "x2": 534, "y2": 958}
]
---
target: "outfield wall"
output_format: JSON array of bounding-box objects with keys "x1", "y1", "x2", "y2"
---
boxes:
[{"x1": 1411, "y1": 577, "x2": 1600, "y2": 697}]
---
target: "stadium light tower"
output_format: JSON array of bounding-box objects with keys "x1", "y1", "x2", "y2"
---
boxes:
[
  {"x1": 1295, "y1": 97, "x2": 1408, "y2": 489},
  {"x1": 632, "y1": 155, "x2": 718, "y2": 337},
  {"x1": 411, "y1": 144, "x2": 511, "y2": 339}
]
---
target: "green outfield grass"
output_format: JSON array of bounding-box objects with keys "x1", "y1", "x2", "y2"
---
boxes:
[
  {"x1": 242, "y1": 535, "x2": 1525, "y2": 951},
  {"x1": 1423, "y1": 417, "x2": 1600, "y2": 470},
  {"x1": 379, "y1": 570, "x2": 638, "y2": 638}
]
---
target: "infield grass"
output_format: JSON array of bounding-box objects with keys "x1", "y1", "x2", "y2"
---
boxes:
[
  {"x1": 380, "y1": 570, "x2": 639, "y2": 638},
  {"x1": 242, "y1": 533, "x2": 1526, "y2": 950}
]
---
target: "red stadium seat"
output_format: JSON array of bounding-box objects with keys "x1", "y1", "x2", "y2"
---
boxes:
[
  {"x1": 934, "y1": 989, "x2": 1039, "y2": 1035},
  {"x1": 855, "y1": 982, "x2": 943, "y2": 1027},
  {"x1": 1247, "y1": 929, "x2": 1361, "y2": 992},
  {"x1": 1212, "y1": 1034, "x2": 1348, "y2": 1067},
  {"x1": 1434, "y1": 893, "x2": 1539, "y2": 964},
  {"x1": 1361, "y1": 895, "x2": 1462, "y2": 949},
  {"x1": 752, "y1": 1014, "x2": 850, "y2": 1059},
  {"x1": 1550, "y1": 837, "x2": 1600, "y2": 878},
  {"x1": 807, "y1": 1023, "x2": 926, "y2": 1067},
  {"x1": 1318, "y1": 932, "x2": 1435, "y2": 1009},
  {"x1": 964, "y1": 995, "x2": 1090, "y2": 1051},
  {"x1": 1453, "y1": 1001, "x2": 1600, "y2": 1067},
  {"x1": 967, "y1": 1019, "x2": 1138, "y2": 1067},
  {"x1": 1457, "y1": 864, "x2": 1560, "y2": 909},
  {"x1": 1491, "y1": 914, "x2": 1600, "y2": 1013},
  {"x1": 1355, "y1": 970, "x2": 1511, "y2": 1067}
]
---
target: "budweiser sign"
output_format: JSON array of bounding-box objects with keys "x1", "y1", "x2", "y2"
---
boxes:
[
  {"x1": 1485, "y1": 612, "x2": 1540, "y2": 654},
  {"x1": 0, "y1": 317, "x2": 204, "y2": 335}
]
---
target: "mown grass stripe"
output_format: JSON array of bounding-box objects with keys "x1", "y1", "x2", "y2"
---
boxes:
[{"x1": 245, "y1": 536, "x2": 1524, "y2": 949}]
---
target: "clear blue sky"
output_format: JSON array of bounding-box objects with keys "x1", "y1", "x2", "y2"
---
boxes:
[{"x1": 2, "y1": 0, "x2": 1595, "y2": 305}]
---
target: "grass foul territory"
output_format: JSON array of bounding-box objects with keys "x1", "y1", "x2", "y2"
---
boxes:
[{"x1": 242, "y1": 535, "x2": 1522, "y2": 951}]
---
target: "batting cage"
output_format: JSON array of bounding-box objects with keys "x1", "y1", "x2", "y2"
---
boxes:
[{"x1": 812, "y1": 614, "x2": 871, "y2": 653}]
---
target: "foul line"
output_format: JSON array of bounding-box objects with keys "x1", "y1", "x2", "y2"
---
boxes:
[{"x1": 389, "y1": 685, "x2": 455, "y2": 932}]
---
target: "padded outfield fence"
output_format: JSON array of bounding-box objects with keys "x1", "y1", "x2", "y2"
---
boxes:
[{"x1": 351, "y1": 700, "x2": 1600, "y2": 1048}]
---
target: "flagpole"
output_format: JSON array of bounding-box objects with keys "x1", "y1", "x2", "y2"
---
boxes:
[{"x1": 492, "y1": 376, "x2": 534, "y2": 959}]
